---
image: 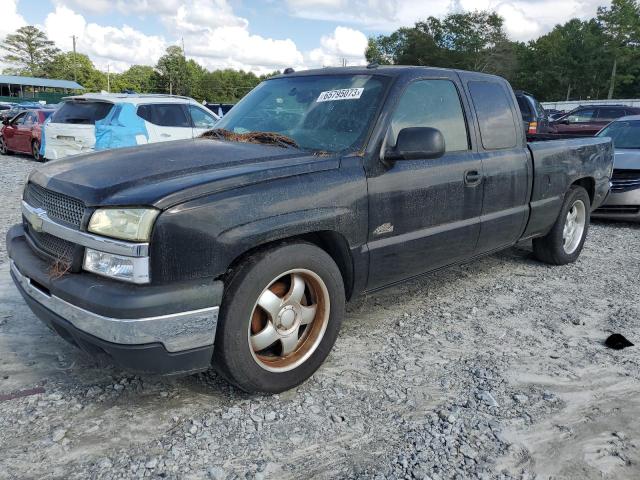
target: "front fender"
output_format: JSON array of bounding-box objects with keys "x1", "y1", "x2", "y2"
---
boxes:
[{"x1": 149, "y1": 161, "x2": 368, "y2": 284}]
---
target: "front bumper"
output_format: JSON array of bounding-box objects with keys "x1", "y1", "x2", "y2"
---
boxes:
[
  {"x1": 592, "y1": 188, "x2": 640, "y2": 222},
  {"x1": 7, "y1": 225, "x2": 223, "y2": 375}
]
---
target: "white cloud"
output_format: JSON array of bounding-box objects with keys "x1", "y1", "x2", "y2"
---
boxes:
[
  {"x1": 44, "y1": 6, "x2": 166, "y2": 72},
  {"x1": 458, "y1": 0, "x2": 611, "y2": 41},
  {"x1": 0, "y1": 0, "x2": 27, "y2": 40},
  {"x1": 308, "y1": 26, "x2": 368, "y2": 67},
  {"x1": 287, "y1": 0, "x2": 612, "y2": 40},
  {"x1": 54, "y1": 0, "x2": 183, "y2": 15},
  {"x1": 162, "y1": 0, "x2": 304, "y2": 74}
]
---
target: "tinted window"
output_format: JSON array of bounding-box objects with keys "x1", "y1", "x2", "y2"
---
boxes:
[
  {"x1": 51, "y1": 101, "x2": 113, "y2": 125},
  {"x1": 596, "y1": 108, "x2": 625, "y2": 121},
  {"x1": 566, "y1": 109, "x2": 595, "y2": 123},
  {"x1": 468, "y1": 81, "x2": 518, "y2": 149},
  {"x1": 189, "y1": 106, "x2": 217, "y2": 129},
  {"x1": 24, "y1": 112, "x2": 37, "y2": 124},
  {"x1": 516, "y1": 95, "x2": 532, "y2": 122},
  {"x1": 137, "y1": 104, "x2": 191, "y2": 127},
  {"x1": 390, "y1": 79, "x2": 469, "y2": 152}
]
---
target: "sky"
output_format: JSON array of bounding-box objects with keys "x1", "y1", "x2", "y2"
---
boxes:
[{"x1": 2, "y1": 0, "x2": 612, "y2": 75}]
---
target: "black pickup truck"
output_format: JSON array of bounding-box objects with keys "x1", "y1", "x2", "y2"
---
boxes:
[{"x1": 7, "y1": 66, "x2": 613, "y2": 393}]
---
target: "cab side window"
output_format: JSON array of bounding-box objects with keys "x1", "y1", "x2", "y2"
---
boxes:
[
  {"x1": 390, "y1": 79, "x2": 469, "y2": 152},
  {"x1": 468, "y1": 81, "x2": 518, "y2": 150}
]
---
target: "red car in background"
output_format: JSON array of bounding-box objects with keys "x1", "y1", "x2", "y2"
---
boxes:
[
  {"x1": 550, "y1": 104, "x2": 640, "y2": 136},
  {"x1": 0, "y1": 109, "x2": 55, "y2": 162}
]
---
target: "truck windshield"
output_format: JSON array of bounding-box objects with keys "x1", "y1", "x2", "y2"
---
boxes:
[
  {"x1": 598, "y1": 120, "x2": 640, "y2": 149},
  {"x1": 214, "y1": 74, "x2": 388, "y2": 153}
]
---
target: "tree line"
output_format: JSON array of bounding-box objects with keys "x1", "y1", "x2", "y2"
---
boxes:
[
  {"x1": 366, "y1": 0, "x2": 640, "y2": 101},
  {"x1": 0, "y1": 27, "x2": 274, "y2": 103}
]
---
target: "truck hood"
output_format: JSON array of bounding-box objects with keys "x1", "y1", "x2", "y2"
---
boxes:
[
  {"x1": 29, "y1": 138, "x2": 340, "y2": 209},
  {"x1": 613, "y1": 148, "x2": 640, "y2": 170}
]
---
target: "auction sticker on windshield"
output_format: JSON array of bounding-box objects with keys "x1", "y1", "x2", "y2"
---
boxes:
[{"x1": 316, "y1": 88, "x2": 364, "y2": 102}]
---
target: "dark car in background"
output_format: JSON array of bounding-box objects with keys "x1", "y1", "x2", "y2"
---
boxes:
[
  {"x1": 515, "y1": 90, "x2": 551, "y2": 134},
  {"x1": 592, "y1": 115, "x2": 640, "y2": 221},
  {"x1": 551, "y1": 105, "x2": 640, "y2": 136},
  {"x1": 0, "y1": 109, "x2": 55, "y2": 161}
]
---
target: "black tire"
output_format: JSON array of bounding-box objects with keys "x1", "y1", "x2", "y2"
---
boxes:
[
  {"x1": 32, "y1": 140, "x2": 44, "y2": 162},
  {"x1": 213, "y1": 242, "x2": 345, "y2": 393},
  {"x1": 0, "y1": 136, "x2": 11, "y2": 155},
  {"x1": 533, "y1": 186, "x2": 591, "y2": 265}
]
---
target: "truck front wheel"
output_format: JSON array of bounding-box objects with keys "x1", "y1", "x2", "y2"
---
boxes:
[
  {"x1": 213, "y1": 242, "x2": 345, "y2": 393},
  {"x1": 533, "y1": 185, "x2": 591, "y2": 265}
]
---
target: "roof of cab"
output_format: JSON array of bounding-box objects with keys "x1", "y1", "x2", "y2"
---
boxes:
[{"x1": 273, "y1": 65, "x2": 505, "y2": 80}]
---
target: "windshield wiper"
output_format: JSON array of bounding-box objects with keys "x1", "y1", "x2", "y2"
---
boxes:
[{"x1": 201, "y1": 129, "x2": 299, "y2": 149}]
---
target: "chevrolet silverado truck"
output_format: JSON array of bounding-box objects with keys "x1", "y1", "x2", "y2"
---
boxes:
[{"x1": 7, "y1": 66, "x2": 613, "y2": 393}]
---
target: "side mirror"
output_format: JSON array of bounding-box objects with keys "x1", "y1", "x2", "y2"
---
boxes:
[
  {"x1": 385, "y1": 127, "x2": 445, "y2": 161},
  {"x1": 2, "y1": 119, "x2": 8, "y2": 125},
  {"x1": 560, "y1": 119, "x2": 570, "y2": 125}
]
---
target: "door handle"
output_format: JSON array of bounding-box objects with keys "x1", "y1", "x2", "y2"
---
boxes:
[
  {"x1": 160, "y1": 133, "x2": 171, "y2": 138},
  {"x1": 464, "y1": 170, "x2": 482, "y2": 186}
]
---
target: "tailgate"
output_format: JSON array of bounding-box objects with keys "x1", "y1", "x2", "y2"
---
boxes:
[{"x1": 44, "y1": 123, "x2": 96, "y2": 160}]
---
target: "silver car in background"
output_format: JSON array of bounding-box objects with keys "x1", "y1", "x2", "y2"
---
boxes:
[{"x1": 593, "y1": 115, "x2": 640, "y2": 222}]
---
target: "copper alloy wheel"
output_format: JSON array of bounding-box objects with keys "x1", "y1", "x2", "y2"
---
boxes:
[{"x1": 248, "y1": 269, "x2": 330, "y2": 372}]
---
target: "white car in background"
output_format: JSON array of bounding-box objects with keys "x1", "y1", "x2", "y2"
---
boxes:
[{"x1": 43, "y1": 93, "x2": 219, "y2": 160}]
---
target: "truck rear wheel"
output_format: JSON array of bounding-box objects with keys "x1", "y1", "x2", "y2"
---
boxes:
[
  {"x1": 533, "y1": 186, "x2": 591, "y2": 265},
  {"x1": 213, "y1": 242, "x2": 345, "y2": 393}
]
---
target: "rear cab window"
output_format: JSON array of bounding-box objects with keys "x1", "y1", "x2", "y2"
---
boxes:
[
  {"x1": 51, "y1": 101, "x2": 113, "y2": 125},
  {"x1": 468, "y1": 81, "x2": 518, "y2": 149}
]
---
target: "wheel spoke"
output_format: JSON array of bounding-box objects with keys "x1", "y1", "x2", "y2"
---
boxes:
[
  {"x1": 258, "y1": 289, "x2": 282, "y2": 319},
  {"x1": 280, "y1": 327, "x2": 300, "y2": 355},
  {"x1": 300, "y1": 304, "x2": 317, "y2": 325},
  {"x1": 250, "y1": 322, "x2": 279, "y2": 351},
  {"x1": 287, "y1": 274, "x2": 306, "y2": 305}
]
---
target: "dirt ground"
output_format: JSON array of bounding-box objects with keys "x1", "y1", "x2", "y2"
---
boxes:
[{"x1": 0, "y1": 152, "x2": 638, "y2": 480}]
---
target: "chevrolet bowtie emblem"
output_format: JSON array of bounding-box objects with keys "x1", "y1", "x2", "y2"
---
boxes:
[{"x1": 26, "y1": 207, "x2": 47, "y2": 232}]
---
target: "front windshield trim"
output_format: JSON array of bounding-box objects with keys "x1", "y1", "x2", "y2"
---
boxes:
[{"x1": 214, "y1": 73, "x2": 391, "y2": 154}]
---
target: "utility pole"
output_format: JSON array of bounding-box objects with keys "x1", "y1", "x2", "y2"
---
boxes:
[{"x1": 71, "y1": 35, "x2": 78, "y2": 83}]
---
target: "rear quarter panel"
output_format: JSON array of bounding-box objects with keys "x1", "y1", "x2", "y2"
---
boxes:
[{"x1": 523, "y1": 137, "x2": 613, "y2": 238}]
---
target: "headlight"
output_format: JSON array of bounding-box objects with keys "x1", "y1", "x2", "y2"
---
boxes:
[
  {"x1": 84, "y1": 248, "x2": 150, "y2": 284},
  {"x1": 88, "y1": 208, "x2": 159, "y2": 242}
]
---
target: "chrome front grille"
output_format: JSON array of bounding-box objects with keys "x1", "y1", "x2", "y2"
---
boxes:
[
  {"x1": 611, "y1": 170, "x2": 640, "y2": 193},
  {"x1": 23, "y1": 183, "x2": 85, "y2": 229},
  {"x1": 25, "y1": 223, "x2": 76, "y2": 264}
]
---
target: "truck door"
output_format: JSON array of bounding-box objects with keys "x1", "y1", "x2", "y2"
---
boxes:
[
  {"x1": 365, "y1": 77, "x2": 483, "y2": 290},
  {"x1": 465, "y1": 80, "x2": 530, "y2": 253}
]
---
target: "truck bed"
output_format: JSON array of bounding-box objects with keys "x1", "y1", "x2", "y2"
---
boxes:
[{"x1": 522, "y1": 136, "x2": 613, "y2": 239}]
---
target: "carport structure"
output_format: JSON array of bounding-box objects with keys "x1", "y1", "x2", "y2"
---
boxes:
[{"x1": 0, "y1": 75, "x2": 84, "y2": 104}]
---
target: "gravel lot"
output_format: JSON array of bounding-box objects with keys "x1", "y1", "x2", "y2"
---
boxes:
[{"x1": 0, "y1": 152, "x2": 639, "y2": 480}]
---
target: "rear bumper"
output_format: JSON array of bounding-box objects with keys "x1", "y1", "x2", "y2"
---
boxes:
[
  {"x1": 7, "y1": 224, "x2": 223, "y2": 375},
  {"x1": 592, "y1": 188, "x2": 640, "y2": 222}
]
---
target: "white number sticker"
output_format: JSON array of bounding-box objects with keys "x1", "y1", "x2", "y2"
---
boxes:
[{"x1": 316, "y1": 88, "x2": 364, "y2": 102}]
